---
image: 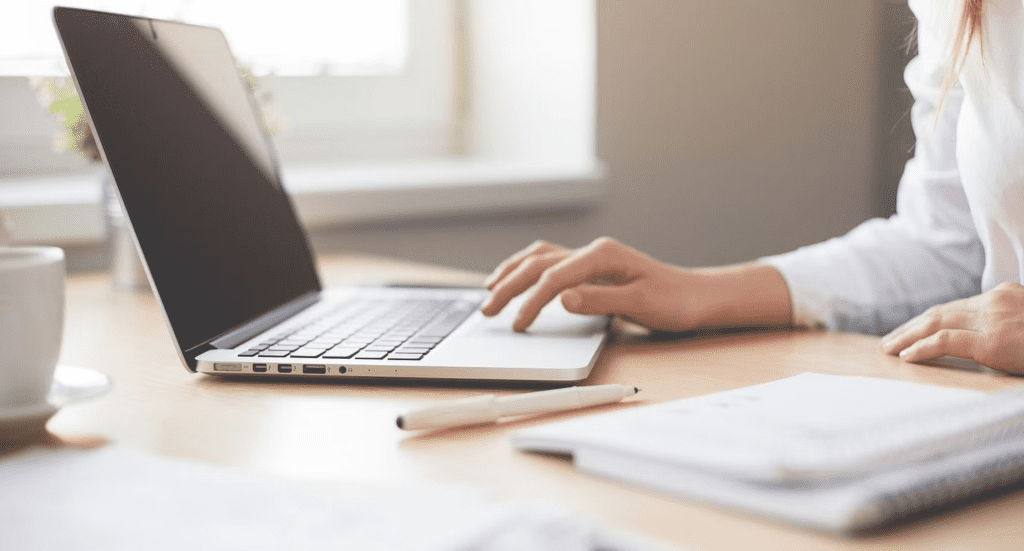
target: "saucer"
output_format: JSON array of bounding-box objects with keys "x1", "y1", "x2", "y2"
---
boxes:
[{"x1": 0, "y1": 365, "x2": 112, "y2": 442}]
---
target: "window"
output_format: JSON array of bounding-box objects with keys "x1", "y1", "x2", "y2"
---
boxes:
[
  {"x1": 1, "y1": 1, "x2": 407, "y2": 76},
  {"x1": 1, "y1": 0, "x2": 446, "y2": 175},
  {"x1": 0, "y1": 0, "x2": 603, "y2": 246}
]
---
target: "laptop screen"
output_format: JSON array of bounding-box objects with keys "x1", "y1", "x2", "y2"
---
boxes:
[{"x1": 54, "y1": 8, "x2": 322, "y2": 360}]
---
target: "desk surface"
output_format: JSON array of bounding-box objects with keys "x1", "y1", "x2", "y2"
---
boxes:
[{"x1": 41, "y1": 253, "x2": 1024, "y2": 550}]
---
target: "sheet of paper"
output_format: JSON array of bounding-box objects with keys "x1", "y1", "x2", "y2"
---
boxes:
[{"x1": 0, "y1": 445, "x2": 680, "y2": 551}]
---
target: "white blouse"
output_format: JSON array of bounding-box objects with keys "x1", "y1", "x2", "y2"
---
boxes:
[{"x1": 762, "y1": 0, "x2": 1024, "y2": 335}]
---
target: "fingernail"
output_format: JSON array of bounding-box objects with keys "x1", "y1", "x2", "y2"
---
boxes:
[{"x1": 899, "y1": 348, "x2": 911, "y2": 359}]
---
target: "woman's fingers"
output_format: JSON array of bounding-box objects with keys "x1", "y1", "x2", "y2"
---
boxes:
[
  {"x1": 481, "y1": 251, "x2": 568, "y2": 316},
  {"x1": 513, "y1": 238, "x2": 637, "y2": 331},
  {"x1": 882, "y1": 283, "x2": 1024, "y2": 374},
  {"x1": 881, "y1": 305, "x2": 976, "y2": 355},
  {"x1": 484, "y1": 240, "x2": 565, "y2": 290},
  {"x1": 482, "y1": 237, "x2": 664, "y2": 332},
  {"x1": 897, "y1": 329, "x2": 978, "y2": 363}
]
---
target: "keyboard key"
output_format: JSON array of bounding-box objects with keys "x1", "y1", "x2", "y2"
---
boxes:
[
  {"x1": 342, "y1": 337, "x2": 375, "y2": 344},
  {"x1": 309, "y1": 339, "x2": 341, "y2": 347},
  {"x1": 290, "y1": 348, "x2": 325, "y2": 358},
  {"x1": 336, "y1": 342, "x2": 367, "y2": 351},
  {"x1": 395, "y1": 346, "x2": 431, "y2": 354},
  {"x1": 408, "y1": 337, "x2": 442, "y2": 344},
  {"x1": 322, "y1": 347, "x2": 360, "y2": 359},
  {"x1": 258, "y1": 350, "x2": 291, "y2": 357},
  {"x1": 352, "y1": 333, "x2": 385, "y2": 344},
  {"x1": 238, "y1": 349, "x2": 261, "y2": 357},
  {"x1": 372, "y1": 339, "x2": 405, "y2": 346},
  {"x1": 342, "y1": 342, "x2": 375, "y2": 350},
  {"x1": 398, "y1": 341, "x2": 433, "y2": 348},
  {"x1": 387, "y1": 353, "x2": 424, "y2": 361},
  {"x1": 354, "y1": 350, "x2": 389, "y2": 360}
]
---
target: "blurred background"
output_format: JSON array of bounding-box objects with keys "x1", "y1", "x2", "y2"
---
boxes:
[{"x1": 0, "y1": 0, "x2": 917, "y2": 275}]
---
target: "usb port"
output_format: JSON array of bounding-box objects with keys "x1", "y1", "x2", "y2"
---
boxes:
[
  {"x1": 303, "y1": 365, "x2": 327, "y2": 375},
  {"x1": 277, "y1": 364, "x2": 293, "y2": 374},
  {"x1": 252, "y1": 363, "x2": 268, "y2": 373}
]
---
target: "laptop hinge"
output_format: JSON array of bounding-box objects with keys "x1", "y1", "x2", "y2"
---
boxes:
[{"x1": 207, "y1": 291, "x2": 321, "y2": 351}]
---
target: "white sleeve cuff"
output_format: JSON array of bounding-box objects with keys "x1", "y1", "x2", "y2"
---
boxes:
[{"x1": 759, "y1": 253, "x2": 831, "y2": 331}]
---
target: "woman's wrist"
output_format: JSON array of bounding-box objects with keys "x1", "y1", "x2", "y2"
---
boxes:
[{"x1": 689, "y1": 263, "x2": 793, "y2": 330}]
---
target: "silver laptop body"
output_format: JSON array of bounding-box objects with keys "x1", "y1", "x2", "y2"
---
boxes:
[{"x1": 54, "y1": 7, "x2": 606, "y2": 382}]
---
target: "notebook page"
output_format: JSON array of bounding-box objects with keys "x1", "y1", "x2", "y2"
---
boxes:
[{"x1": 513, "y1": 373, "x2": 983, "y2": 482}]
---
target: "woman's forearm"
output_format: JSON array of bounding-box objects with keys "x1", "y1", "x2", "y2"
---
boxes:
[{"x1": 689, "y1": 263, "x2": 794, "y2": 330}]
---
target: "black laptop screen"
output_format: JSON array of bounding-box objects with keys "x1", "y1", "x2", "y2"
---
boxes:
[{"x1": 54, "y1": 8, "x2": 321, "y2": 357}]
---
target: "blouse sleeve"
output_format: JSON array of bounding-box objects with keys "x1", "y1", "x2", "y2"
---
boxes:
[{"x1": 759, "y1": 0, "x2": 983, "y2": 335}]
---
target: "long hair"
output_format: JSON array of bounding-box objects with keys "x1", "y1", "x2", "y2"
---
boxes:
[{"x1": 941, "y1": 0, "x2": 985, "y2": 101}]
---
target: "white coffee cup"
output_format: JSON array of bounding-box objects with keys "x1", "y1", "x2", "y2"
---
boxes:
[{"x1": 0, "y1": 247, "x2": 65, "y2": 411}]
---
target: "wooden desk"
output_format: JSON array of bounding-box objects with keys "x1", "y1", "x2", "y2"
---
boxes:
[{"x1": 43, "y1": 253, "x2": 1024, "y2": 550}]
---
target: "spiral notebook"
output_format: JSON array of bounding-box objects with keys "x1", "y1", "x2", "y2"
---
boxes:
[{"x1": 512, "y1": 373, "x2": 1024, "y2": 533}]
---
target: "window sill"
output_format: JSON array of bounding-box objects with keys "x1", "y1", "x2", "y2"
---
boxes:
[{"x1": 0, "y1": 158, "x2": 606, "y2": 245}]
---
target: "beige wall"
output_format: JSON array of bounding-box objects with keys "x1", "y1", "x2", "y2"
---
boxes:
[{"x1": 310, "y1": 0, "x2": 883, "y2": 274}]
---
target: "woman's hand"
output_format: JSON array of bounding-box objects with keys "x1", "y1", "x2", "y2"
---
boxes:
[
  {"x1": 480, "y1": 237, "x2": 793, "y2": 333},
  {"x1": 481, "y1": 237, "x2": 697, "y2": 332},
  {"x1": 881, "y1": 282, "x2": 1024, "y2": 374}
]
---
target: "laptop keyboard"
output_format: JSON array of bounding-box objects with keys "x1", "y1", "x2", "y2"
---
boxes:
[{"x1": 238, "y1": 297, "x2": 481, "y2": 362}]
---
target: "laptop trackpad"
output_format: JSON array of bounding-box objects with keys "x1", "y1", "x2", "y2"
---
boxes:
[{"x1": 466, "y1": 295, "x2": 607, "y2": 338}]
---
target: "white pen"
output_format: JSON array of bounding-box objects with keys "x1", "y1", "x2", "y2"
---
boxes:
[{"x1": 396, "y1": 384, "x2": 640, "y2": 431}]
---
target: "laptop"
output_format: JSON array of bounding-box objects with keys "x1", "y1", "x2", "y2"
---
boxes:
[{"x1": 53, "y1": 7, "x2": 607, "y2": 382}]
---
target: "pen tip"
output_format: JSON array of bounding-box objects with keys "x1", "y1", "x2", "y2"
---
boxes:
[
  {"x1": 396, "y1": 417, "x2": 405, "y2": 430},
  {"x1": 633, "y1": 387, "x2": 640, "y2": 394}
]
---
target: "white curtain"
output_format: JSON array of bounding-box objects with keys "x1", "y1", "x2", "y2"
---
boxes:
[{"x1": 0, "y1": 1, "x2": 407, "y2": 76}]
